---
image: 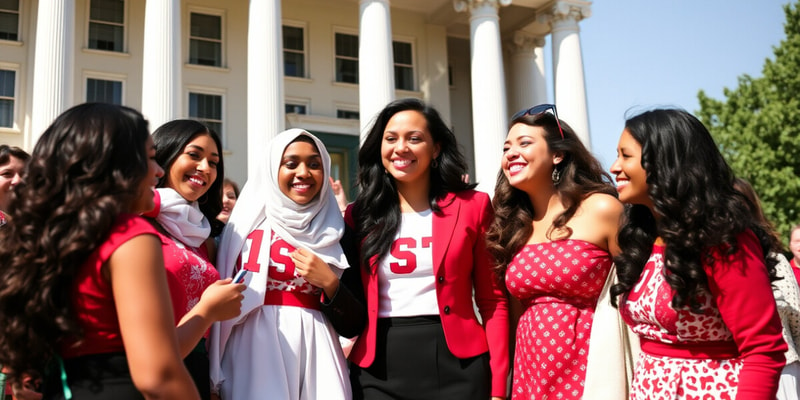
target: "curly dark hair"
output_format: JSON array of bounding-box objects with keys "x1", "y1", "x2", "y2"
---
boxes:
[
  {"x1": 610, "y1": 109, "x2": 778, "y2": 311},
  {"x1": 351, "y1": 98, "x2": 474, "y2": 270},
  {"x1": 152, "y1": 119, "x2": 225, "y2": 236},
  {"x1": 0, "y1": 103, "x2": 151, "y2": 380},
  {"x1": 485, "y1": 111, "x2": 616, "y2": 278}
]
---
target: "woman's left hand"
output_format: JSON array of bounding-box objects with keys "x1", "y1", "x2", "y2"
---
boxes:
[{"x1": 291, "y1": 248, "x2": 339, "y2": 297}]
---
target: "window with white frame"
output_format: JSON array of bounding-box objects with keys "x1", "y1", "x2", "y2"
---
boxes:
[
  {"x1": 335, "y1": 32, "x2": 358, "y2": 84},
  {"x1": 285, "y1": 103, "x2": 307, "y2": 115},
  {"x1": 189, "y1": 92, "x2": 223, "y2": 140},
  {"x1": 283, "y1": 25, "x2": 305, "y2": 78},
  {"x1": 393, "y1": 41, "x2": 414, "y2": 91},
  {"x1": 189, "y1": 12, "x2": 222, "y2": 67},
  {"x1": 0, "y1": 69, "x2": 15, "y2": 128},
  {"x1": 88, "y1": 0, "x2": 124, "y2": 52},
  {"x1": 0, "y1": 0, "x2": 20, "y2": 41},
  {"x1": 86, "y1": 78, "x2": 122, "y2": 105},
  {"x1": 336, "y1": 109, "x2": 359, "y2": 120}
]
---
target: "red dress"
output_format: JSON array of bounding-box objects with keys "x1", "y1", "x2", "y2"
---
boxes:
[
  {"x1": 621, "y1": 231, "x2": 786, "y2": 400},
  {"x1": 505, "y1": 239, "x2": 613, "y2": 399}
]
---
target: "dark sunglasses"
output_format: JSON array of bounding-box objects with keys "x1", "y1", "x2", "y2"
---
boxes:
[{"x1": 511, "y1": 104, "x2": 564, "y2": 139}]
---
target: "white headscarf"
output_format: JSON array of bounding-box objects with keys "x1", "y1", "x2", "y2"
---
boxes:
[{"x1": 210, "y1": 128, "x2": 348, "y2": 389}]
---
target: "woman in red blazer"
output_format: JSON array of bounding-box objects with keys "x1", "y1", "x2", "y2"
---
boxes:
[{"x1": 340, "y1": 98, "x2": 509, "y2": 400}]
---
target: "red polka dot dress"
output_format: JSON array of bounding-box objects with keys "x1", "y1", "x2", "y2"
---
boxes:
[{"x1": 505, "y1": 239, "x2": 613, "y2": 399}]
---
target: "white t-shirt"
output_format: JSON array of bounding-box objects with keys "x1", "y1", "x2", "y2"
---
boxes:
[{"x1": 377, "y1": 209, "x2": 439, "y2": 317}]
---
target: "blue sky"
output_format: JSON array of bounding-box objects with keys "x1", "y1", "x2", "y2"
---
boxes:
[{"x1": 563, "y1": 0, "x2": 790, "y2": 169}]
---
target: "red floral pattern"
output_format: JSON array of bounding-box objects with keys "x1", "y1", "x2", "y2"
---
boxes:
[{"x1": 506, "y1": 239, "x2": 612, "y2": 400}]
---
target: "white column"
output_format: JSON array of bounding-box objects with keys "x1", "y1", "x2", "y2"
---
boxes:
[
  {"x1": 454, "y1": 0, "x2": 510, "y2": 195},
  {"x1": 142, "y1": 0, "x2": 181, "y2": 131},
  {"x1": 358, "y1": 0, "x2": 395, "y2": 141},
  {"x1": 506, "y1": 31, "x2": 546, "y2": 115},
  {"x1": 546, "y1": 0, "x2": 591, "y2": 147},
  {"x1": 30, "y1": 0, "x2": 74, "y2": 144},
  {"x1": 247, "y1": 0, "x2": 285, "y2": 176}
]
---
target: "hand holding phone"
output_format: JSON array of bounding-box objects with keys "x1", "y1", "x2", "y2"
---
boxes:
[{"x1": 233, "y1": 269, "x2": 248, "y2": 284}]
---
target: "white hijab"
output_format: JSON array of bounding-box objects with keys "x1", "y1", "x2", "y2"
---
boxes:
[{"x1": 210, "y1": 128, "x2": 348, "y2": 390}]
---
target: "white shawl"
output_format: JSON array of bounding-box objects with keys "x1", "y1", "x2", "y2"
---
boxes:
[{"x1": 209, "y1": 129, "x2": 348, "y2": 390}]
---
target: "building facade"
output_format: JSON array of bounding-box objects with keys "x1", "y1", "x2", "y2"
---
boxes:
[{"x1": 0, "y1": 0, "x2": 591, "y2": 196}]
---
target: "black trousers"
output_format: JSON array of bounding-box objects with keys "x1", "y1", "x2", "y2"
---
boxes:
[
  {"x1": 42, "y1": 353, "x2": 142, "y2": 400},
  {"x1": 350, "y1": 315, "x2": 490, "y2": 400}
]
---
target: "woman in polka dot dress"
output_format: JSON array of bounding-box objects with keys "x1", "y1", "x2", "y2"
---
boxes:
[
  {"x1": 609, "y1": 109, "x2": 786, "y2": 400},
  {"x1": 486, "y1": 104, "x2": 623, "y2": 399}
]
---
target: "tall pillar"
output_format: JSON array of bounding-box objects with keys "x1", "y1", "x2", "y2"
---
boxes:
[
  {"x1": 30, "y1": 0, "x2": 74, "y2": 144},
  {"x1": 142, "y1": 0, "x2": 181, "y2": 131},
  {"x1": 358, "y1": 0, "x2": 395, "y2": 141},
  {"x1": 506, "y1": 31, "x2": 546, "y2": 115},
  {"x1": 546, "y1": 0, "x2": 591, "y2": 147},
  {"x1": 247, "y1": 0, "x2": 285, "y2": 176},
  {"x1": 454, "y1": 0, "x2": 510, "y2": 195}
]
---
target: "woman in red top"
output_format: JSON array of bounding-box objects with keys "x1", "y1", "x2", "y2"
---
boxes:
[
  {"x1": 610, "y1": 108, "x2": 787, "y2": 400},
  {"x1": 148, "y1": 120, "x2": 245, "y2": 399},
  {"x1": 0, "y1": 103, "x2": 199, "y2": 399}
]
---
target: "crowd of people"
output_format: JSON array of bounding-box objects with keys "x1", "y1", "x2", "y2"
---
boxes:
[{"x1": 0, "y1": 98, "x2": 797, "y2": 400}]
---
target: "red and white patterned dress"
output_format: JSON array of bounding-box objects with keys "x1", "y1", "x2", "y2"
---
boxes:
[
  {"x1": 506, "y1": 239, "x2": 612, "y2": 400},
  {"x1": 621, "y1": 231, "x2": 787, "y2": 400}
]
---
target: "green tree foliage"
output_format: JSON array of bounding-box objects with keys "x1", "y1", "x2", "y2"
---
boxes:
[{"x1": 697, "y1": 0, "x2": 800, "y2": 246}]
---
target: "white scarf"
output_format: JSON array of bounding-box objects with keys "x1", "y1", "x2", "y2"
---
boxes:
[
  {"x1": 209, "y1": 129, "x2": 348, "y2": 390},
  {"x1": 152, "y1": 187, "x2": 211, "y2": 248}
]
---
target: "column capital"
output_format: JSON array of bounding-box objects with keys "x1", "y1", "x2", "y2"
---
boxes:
[
  {"x1": 505, "y1": 30, "x2": 545, "y2": 54},
  {"x1": 539, "y1": 0, "x2": 591, "y2": 26},
  {"x1": 453, "y1": 0, "x2": 511, "y2": 13}
]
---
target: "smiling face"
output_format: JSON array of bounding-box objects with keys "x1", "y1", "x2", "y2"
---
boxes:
[
  {"x1": 132, "y1": 136, "x2": 165, "y2": 213},
  {"x1": 217, "y1": 183, "x2": 238, "y2": 223},
  {"x1": 278, "y1": 138, "x2": 324, "y2": 205},
  {"x1": 610, "y1": 129, "x2": 653, "y2": 210},
  {"x1": 380, "y1": 110, "x2": 441, "y2": 187},
  {"x1": 791, "y1": 229, "x2": 800, "y2": 263},
  {"x1": 163, "y1": 133, "x2": 219, "y2": 202},
  {"x1": 501, "y1": 122, "x2": 561, "y2": 193},
  {"x1": 0, "y1": 155, "x2": 25, "y2": 211}
]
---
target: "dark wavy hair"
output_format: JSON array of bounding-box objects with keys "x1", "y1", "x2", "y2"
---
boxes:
[
  {"x1": 352, "y1": 98, "x2": 474, "y2": 270},
  {"x1": 0, "y1": 103, "x2": 151, "y2": 380},
  {"x1": 610, "y1": 109, "x2": 778, "y2": 311},
  {"x1": 486, "y1": 112, "x2": 616, "y2": 277},
  {"x1": 152, "y1": 120, "x2": 225, "y2": 236},
  {"x1": 0, "y1": 145, "x2": 30, "y2": 166}
]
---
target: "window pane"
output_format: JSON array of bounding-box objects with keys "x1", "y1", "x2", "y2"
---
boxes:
[
  {"x1": 189, "y1": 93, "x2": 222, "y2": 120},
  {"x1": 395, "y1": 66, "x2": 413, "y2": 91},
  {"x1": 87, "y1": 79, "x2": 122, "y2": 105},
  {"x1": 0, "y1": 0, "x2": 20, "y2": 11},
  {"x1": 336, "y1": 59, "x2": 358, "y2": 83},
  {"x1": 88, "y1": 22, "x2": 123, "y2": 51},
  {"x1": 283, "y1": 26, "x2": 303, "y2": 51},
  {"x1": 393, "y1": 42, "x2": 412, "y2": 64},
  {"x1": 0, "y1": 98, "x2": 12, "y2": 128},
  {"x1": 337, "y1": 110, "x2": 359, "y2": 120},
  {"x1": 284, "y1": 52, "x2": 304, "y2": 77},
  {"x1": 0, "y1": 12, "x2": 17, "y2": 41},
  {"x1": 285, "y1": 104, "x2": 307, "y2": 114},
  {"x1": 189, "y1": 39, "x2": 221, "y2": 66},
  {"x1": 335, "y1": 33, "x2": 358, "y2": 57},
  {"x1": 190, "y1": 13, "x2": 221, "y2": 39},
  {"x1": 0, "y1": 70, "x2": 14, "y2": 97},
  {"x1": 90, "y1": 0, "x2": 124, "y2": 24},
  {"x1": 205, "y1": 121, "x2": 222, "y2": 138}
]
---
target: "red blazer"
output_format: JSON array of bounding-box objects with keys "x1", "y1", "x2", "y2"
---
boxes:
[{"x1": 345, "y1": 190, "x2": 509, "y2": 397}]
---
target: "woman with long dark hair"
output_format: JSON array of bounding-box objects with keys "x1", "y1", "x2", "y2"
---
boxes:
[
  {"x1": 342, "y1": 98, "x2": 509, "y2": 400},
  {"x1": 0, "y1": 103, "x2": 199, "y2": 399},
  {"x1": 610, "y1": 108, "x2": 787, "y2": 399},
  {"x1": 486, "y1": 104, "x2": 627, "y2": 399},
  {"x1": 147, "y1": 120, "x2": 244, "y2": 399}
]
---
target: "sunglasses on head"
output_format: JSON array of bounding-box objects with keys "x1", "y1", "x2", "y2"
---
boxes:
[{"x1": 511, "y1": 104, "x2": 564, "y2": 139}]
